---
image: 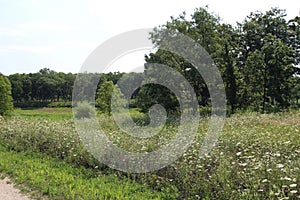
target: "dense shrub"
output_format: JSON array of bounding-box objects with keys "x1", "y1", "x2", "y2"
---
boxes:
[
  {"x1": 74, "y1": 101, "x2": 95, "y2": 119},
  {"x1": 0, "y1": 74, "x2": 13, "y2": 116}
]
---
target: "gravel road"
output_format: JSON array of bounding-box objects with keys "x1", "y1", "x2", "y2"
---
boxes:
[{"x1": 0, "y1": 177, "x2": 30, "y2": 200}]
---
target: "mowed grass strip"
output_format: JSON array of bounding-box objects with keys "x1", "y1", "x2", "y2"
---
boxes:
[
  {"x1": 13, "y1": 108, "x2": 73, "y2": 121},
  {"x1": 0, "y1": 146, "x2": 171, "y2": 200}
]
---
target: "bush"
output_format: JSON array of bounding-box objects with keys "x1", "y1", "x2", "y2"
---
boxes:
[
  {"x1": 47, "y1": 101, "x2": 72, "y2": 108},
  {"x1": 0, "y1": 117, "x2": 102, "y2": 169},
  {"x1": 74, "y1": 101, "x2": 96, "y2": 119},
  {"x1": 14, "y1": 101, "x2": 49, "y2": 108},
  {"x1": 0, "y1": 74, "x2": 13, "y2": 116}
]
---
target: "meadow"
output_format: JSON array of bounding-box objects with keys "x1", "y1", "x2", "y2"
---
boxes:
[{"x1": 0, "y1": 108, "x2": 299, "y2": 199}]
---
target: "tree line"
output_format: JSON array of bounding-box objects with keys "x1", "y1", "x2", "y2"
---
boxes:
[
  {"x1": 1, "y1": 7, "x2": 300, "y2": 116},
  {"x1": 7, "y1": 68, "x2": 125, "y2": 106}
]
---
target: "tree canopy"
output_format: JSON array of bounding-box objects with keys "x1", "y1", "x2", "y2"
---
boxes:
[{"x1": 136, "y1": 7, "x2": 300, "y2": 114}]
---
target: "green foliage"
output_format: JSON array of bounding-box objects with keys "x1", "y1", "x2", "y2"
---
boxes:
[
  {"x1": 0, "y1": 74, "x2": 14, "y2": 116},
  {"x1": 96, "y1": 81, "x2": 126, "y2": 115},
  {"x1": 0, "y1": 116, "x2": 97, "y2": 168},
  {"x1": 215, "y1": 23, "x2": 239, "y2": 114},
  {"x1": 13, "y1": 100, "x2": 50, "y2": 108},
  {"x1": 96, "y1": 81, "x2": 114, "y2": 114},
  {"x1": 138, "y1": 7, "x2": 220, "y2": 113},
  {"x1": 13, "y1": 101, "x2": 72, "y2": 108},
  {"x1": 139, "y1": 7, "x2": 300, "y2": 114},
  {"x1": 47, "y1": 101, "x2": 72, "y2": 108},
  {"x1": 8, "y1": 68, "x2": 126, "y2": 108},
  {"x1": 8, "y1": 73, "x2": 32, "y2": 102},
  {"x1": 0, "y1": 146, "x2": 170, "y2": 199},
  {"x1": 290, "y1": 76, "x2": 300, "y2": 107},
  {"x1": 237, "y1": 9, "x2": 296, "y2": 112}
]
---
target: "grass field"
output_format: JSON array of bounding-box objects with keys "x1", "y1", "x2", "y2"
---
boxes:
[
  {"x1": 13, "y1": 107, "x2": 73, "y2": 121},
  {"x1": 0, "y1": 108, "x2": 299, "y2": 199}
]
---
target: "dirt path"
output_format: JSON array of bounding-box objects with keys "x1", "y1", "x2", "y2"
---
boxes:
[{"x1": 0, "y1": 177, "x2": 30, "y2": 200}]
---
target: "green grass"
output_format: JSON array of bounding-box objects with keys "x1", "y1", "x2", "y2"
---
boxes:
[
  {"x1": 0, "y1": 109, "x2": 299, "y2": 199},
  {"x1": 0, "y1": 145, "x2": 174, "y2": 199},
  {"x1": 13, "y1": 107, "x2": 73, "y2": 120}
]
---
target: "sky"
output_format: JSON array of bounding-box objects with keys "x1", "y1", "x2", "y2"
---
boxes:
[{"x1": 0, "y1": 0, "x2": 299, "y2": 75}]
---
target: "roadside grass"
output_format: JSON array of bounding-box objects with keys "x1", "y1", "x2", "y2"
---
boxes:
[
  {"x1": 0, "y1": 145, "x2": 174, "y2": 200},
  {"x1": 0, "y1": 109, "x2": 299, "y2": 199}
]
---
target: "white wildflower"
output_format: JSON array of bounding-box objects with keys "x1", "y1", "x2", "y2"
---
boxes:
[{"x1": 277, "y1": 163, "x2": 284, "y2": 168}]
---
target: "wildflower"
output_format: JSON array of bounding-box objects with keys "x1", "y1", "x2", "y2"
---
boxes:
[
  {"x1": 274, "y1": 153, "x2": 281, "y2": 157},
  {"x1": 290, "y1": 184, "x2": 297, "y2": 188},
  {"x1": 239, "y1": 162, "x2": 247, "y2": 167},
  {"x1": 290, "y1": 190, "x2": 297, "y2": 194},
  {"x1": 262, "y1": 179, "x2": 268, "y2": 183},
  {"x1": 236, "y1": 152, "x2": 242, "y2": 156},
  {"x1": 277, "y1": 163, "x2": 284, "y2": 168},
  {"x1": 281, "y1": 177, "x2": 292, "y2": 181}
]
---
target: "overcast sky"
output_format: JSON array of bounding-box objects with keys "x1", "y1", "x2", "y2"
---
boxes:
[{"x1": 0, "y1": 0, "x2": 299, "y2": 75}]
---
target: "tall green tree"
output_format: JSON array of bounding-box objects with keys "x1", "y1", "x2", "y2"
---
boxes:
[
  {"x1": 214, "y1": 24, "x2": 240, "y2": 114},
  {"x1": 0, "y1": 74, "x2": 14, "y2": 116},
  {"x1": 137, "y1": 7, "x2": 221, "y2": 114},
  {"x1": 96, "y1": 81, "x2": 126, "y2": 115},
  {"x1": 8, "y1": 73, "x2": 32, "y2": 102},
  {"x1": 238, "y1": 8, "x2": 296, "y2": 111},
  {"x1": 291, "y1": 76, "x2": 300, "y2": 106}
]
